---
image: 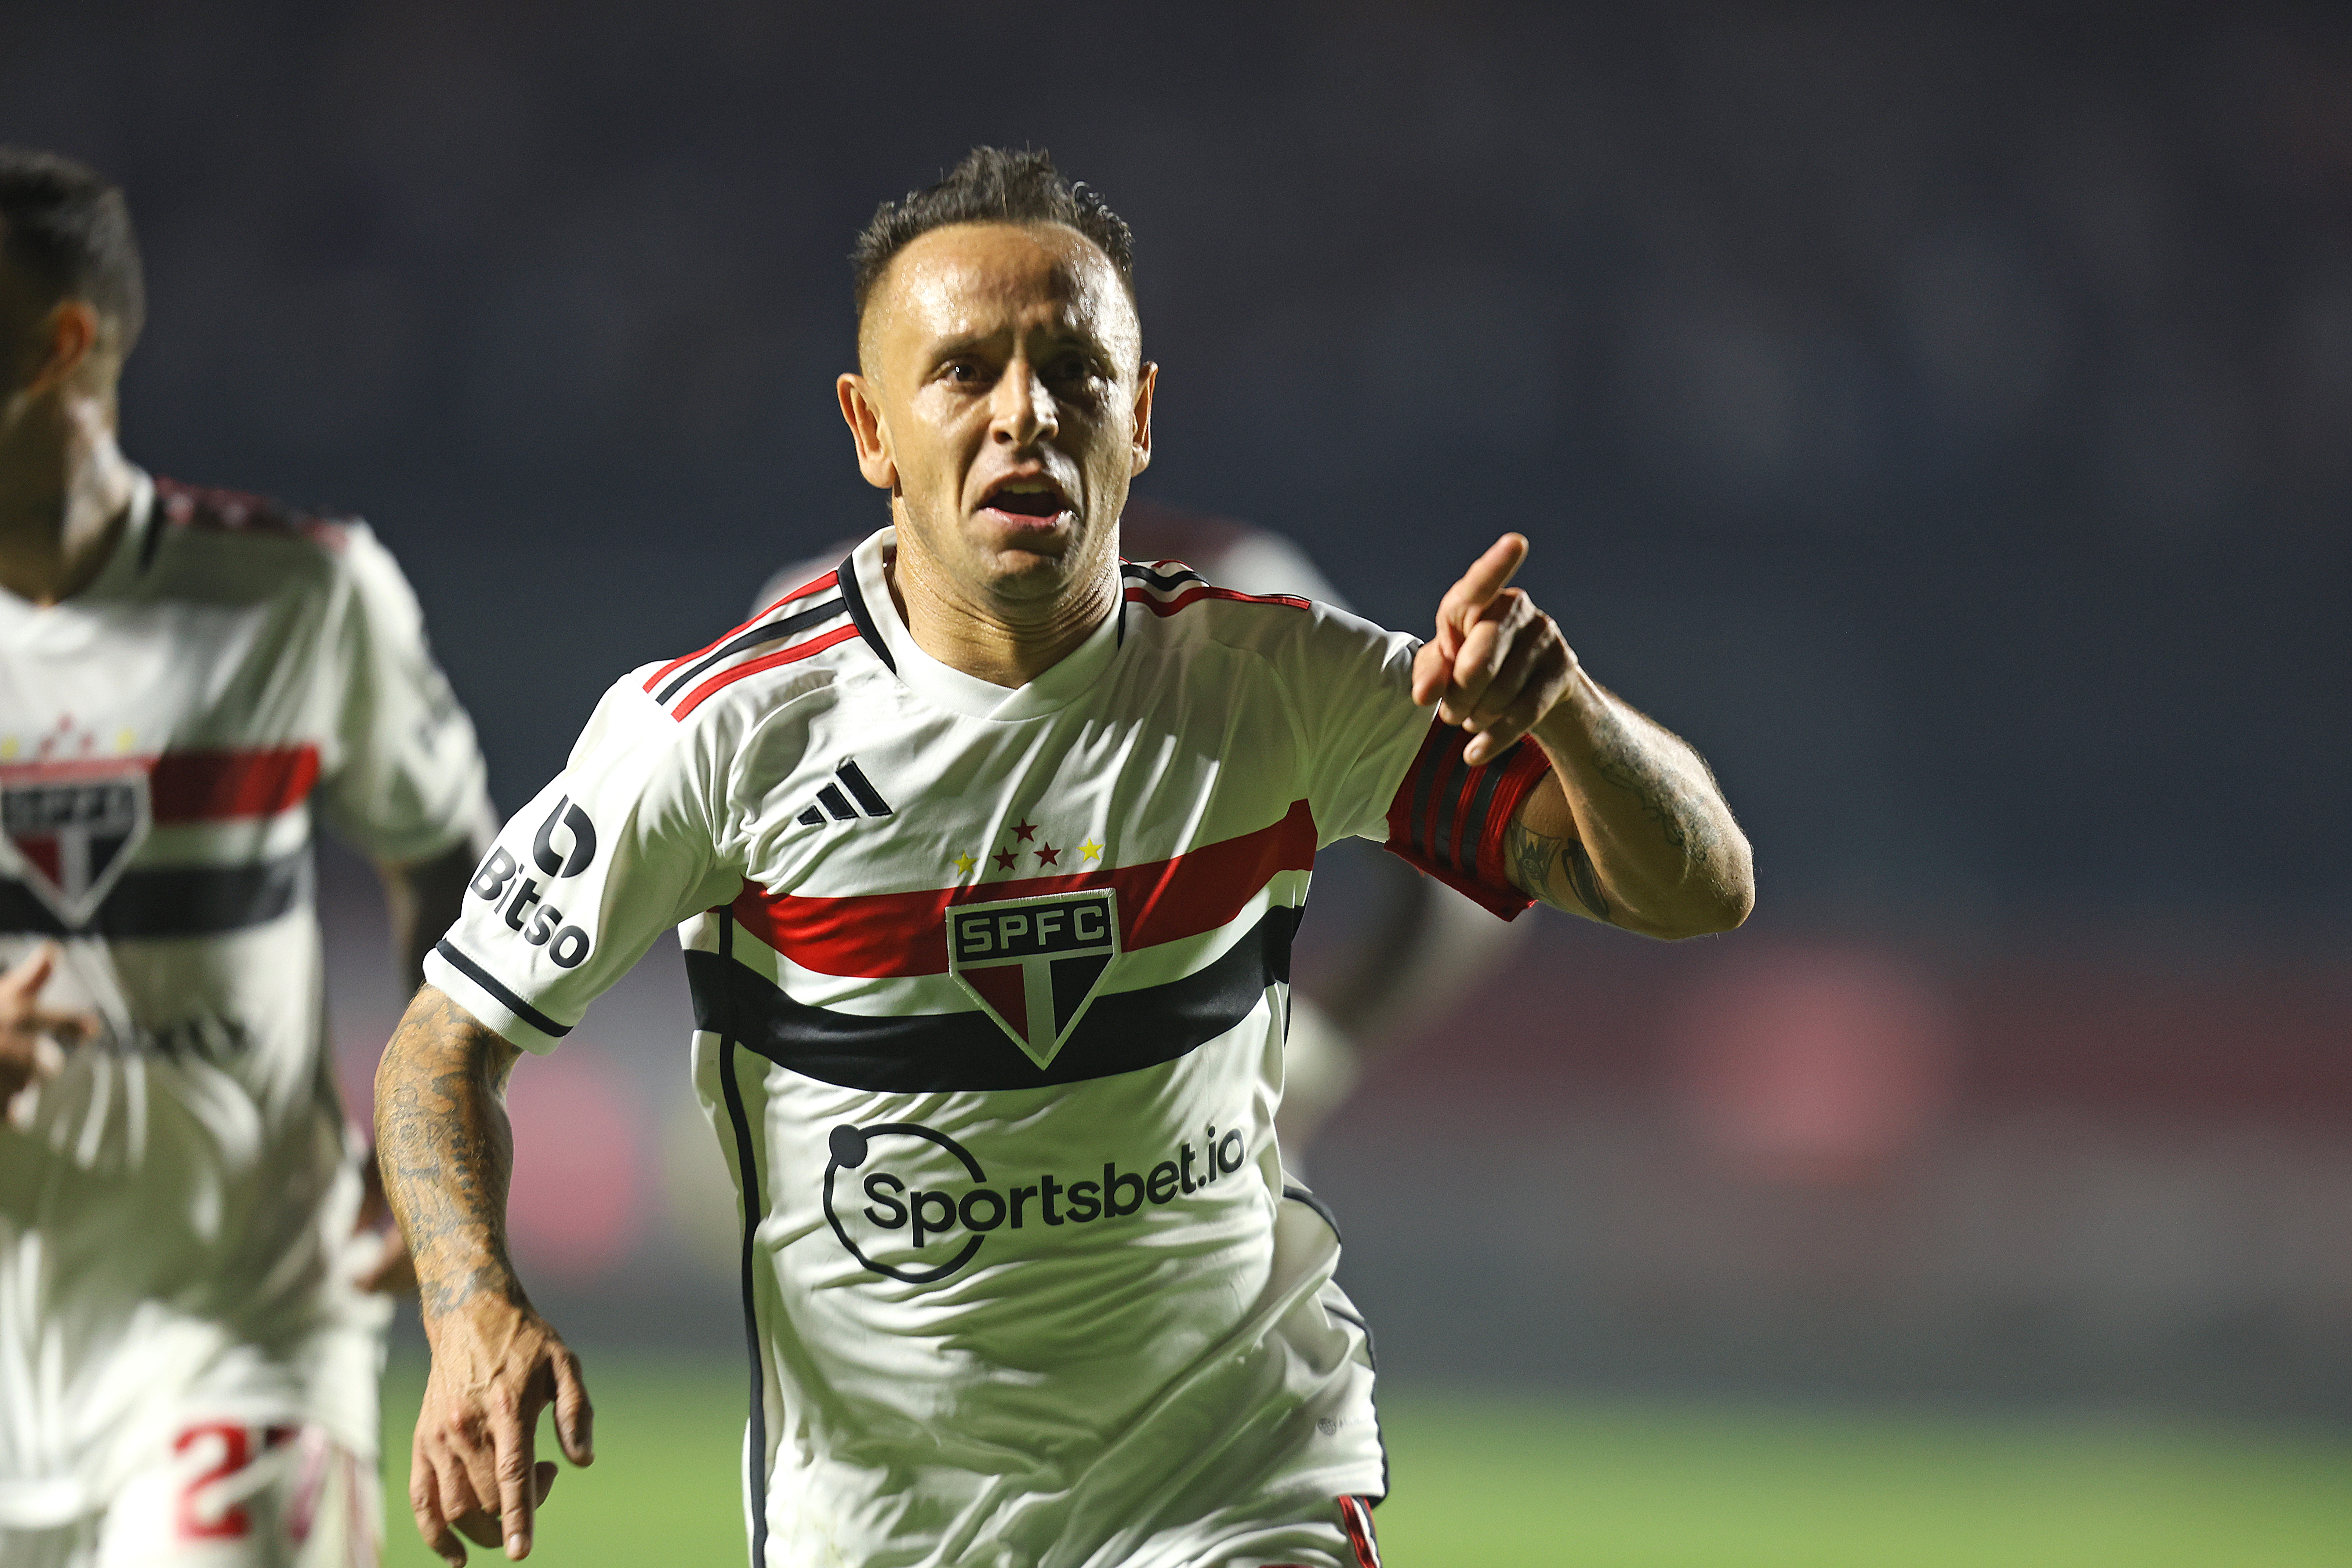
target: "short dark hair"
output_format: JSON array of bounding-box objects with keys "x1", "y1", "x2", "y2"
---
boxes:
[
  {"x1": 851, "y1": 147, "x2": 1134, "y2": 322},
  {"x1": 0, "y1": 146, "x2": 145, "y2": 354}
]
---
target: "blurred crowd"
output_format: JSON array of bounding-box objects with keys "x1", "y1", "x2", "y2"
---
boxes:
[{"x1": 6, "y1": 0, "x2": 2344, "y2": 935}]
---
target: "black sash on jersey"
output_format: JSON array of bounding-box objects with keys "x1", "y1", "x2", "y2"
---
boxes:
[{"x1": 686, "y1": 907, "x2": 1300, "y2": 1091}]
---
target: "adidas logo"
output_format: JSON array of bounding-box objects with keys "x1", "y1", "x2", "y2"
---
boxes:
[{"x1": 797, "y1": 760, "x2": 894, "y2": 826}]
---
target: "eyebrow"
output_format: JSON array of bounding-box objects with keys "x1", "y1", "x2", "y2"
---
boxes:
[{"x1": 925, "y1": 321, "x2": 1109, "y2": 363}]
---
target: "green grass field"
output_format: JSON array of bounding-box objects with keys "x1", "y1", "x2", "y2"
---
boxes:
[{"x1": 379, "y1": 1357, "x2": 2352, "y2": 1566}]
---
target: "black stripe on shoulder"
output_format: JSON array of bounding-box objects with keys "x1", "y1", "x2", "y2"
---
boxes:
[
  {"x1": 655, "y1": 594, "x2": 848, "y2": 705},
  {"x1": 687, "y1": 907, "x2": 1299, "y2": 1092},
  {"x1": 833, "y1": 551, "x2": 896, "y2": 673},
  {"x1": 433, "y1": 940, "x2": 572, "y2": 1039}
]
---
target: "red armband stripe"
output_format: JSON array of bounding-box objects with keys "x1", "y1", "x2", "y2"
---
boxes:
[
  {"x1": 1382, "y1": 720, "x2": 1554, "y2": 920},
  {"x1": 1455, "y1": 747, "x2": 1514, "y2": 873},
  {"x1": 1401, "y1": 726, "x2": 1458, "y2": 864}
]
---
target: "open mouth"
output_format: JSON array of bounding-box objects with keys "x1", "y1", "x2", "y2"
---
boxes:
[{"x1": 978, "y1": 476, "x2": 1073, "y2": 523}]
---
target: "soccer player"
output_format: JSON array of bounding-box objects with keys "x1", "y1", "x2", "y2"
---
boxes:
[
  {"x1": 750, "y1": 499, "x2": 1526, "y2": 1167},
  {"x1": 0, "y1": 148, "x2": 494, "y2": 1564},
  {"x1": 379, "y1": 148, "x2": 1753, "y2": 1566}
]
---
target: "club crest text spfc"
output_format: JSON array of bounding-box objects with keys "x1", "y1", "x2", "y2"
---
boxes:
[
  {"x1": 0, "y1": 763, "x2": 151, "y2": 928},
  {"x1": 946, "y1": 889, "x2": 1119, "y2": 1067}
]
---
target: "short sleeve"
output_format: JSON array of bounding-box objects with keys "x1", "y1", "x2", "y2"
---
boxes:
[
  {"x1": 313, "y1": 524, "x2": 495, "y2": 863},
  {"x1": 1285, "y1": 602, "x2": 1438, "y2": 847},
  {"x1": 422, "y1": 679, "x2": 743, "y2": 1053},
  {"x1": 1282, "y1": 603, "x2": 1555, "y2": 921}
]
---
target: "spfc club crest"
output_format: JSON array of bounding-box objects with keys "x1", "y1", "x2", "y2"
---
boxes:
[
  {"x1": 946, "y1": 888, "x2": 1119, "y2": 1068},
  {"x1": 0, "y1": 762, "x2": 151, "y2": 928}
]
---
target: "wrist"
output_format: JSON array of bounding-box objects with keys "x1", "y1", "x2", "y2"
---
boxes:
[
  {"x1": 415, "y1": 1256, "x2": 532, "y2": 1341},
  {"x1": 1529, "y1": 666, "x2": 1608, "y2": 756}
]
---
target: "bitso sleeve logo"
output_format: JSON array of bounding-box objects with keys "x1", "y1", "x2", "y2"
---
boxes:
[
  {"x1": 946, "y1": 889, "x2": 1118, "y2": 1068},
  {"x1": 467, "y1": 793, "x2": 599, "y2": 967}
]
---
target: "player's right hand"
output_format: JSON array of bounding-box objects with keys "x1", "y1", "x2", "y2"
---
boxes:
[
  {"x1": 0, "y1": 943, "x2": 100, "y2": 1114},
  {"x1": 410, "y1": 1302, "x2": 593, "y2": 1564}
]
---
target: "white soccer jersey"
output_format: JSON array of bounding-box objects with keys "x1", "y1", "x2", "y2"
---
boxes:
[
  {"x1": 427, "y1": 526, "x2": 1546, "y2": 1568},
  {"x1": 0, "y1": 473, "x2": 492, "y2": 1528}
]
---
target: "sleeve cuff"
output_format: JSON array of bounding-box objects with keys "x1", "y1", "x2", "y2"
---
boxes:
[{"x1": 422, "y1": 940, "x2": 572, "y2": 1054}]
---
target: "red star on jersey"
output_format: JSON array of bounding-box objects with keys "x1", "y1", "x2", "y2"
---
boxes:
[
  {"x1": 1012, "y1": 819, "x2": 1038, "y2": 842},
  {"x1": 1034, "y1": 842, "x2": 1060, "y2": 867},
  {"x1": 992, "y1": 848, "x2": 1020, "y2": 872}
]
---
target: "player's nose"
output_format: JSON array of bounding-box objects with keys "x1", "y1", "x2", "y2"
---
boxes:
[{"x1": 990, "y1": 356, "x2": 1058, "y2": 447}]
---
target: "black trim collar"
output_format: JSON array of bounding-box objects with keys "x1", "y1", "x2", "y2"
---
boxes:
[{"x1": 833, "y1": 550, "x2": 897, "y2": 673}]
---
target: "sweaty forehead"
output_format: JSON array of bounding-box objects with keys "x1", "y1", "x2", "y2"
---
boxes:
[{"x1": 863, "y1": 222, "x2": 1137, "y2": 365}]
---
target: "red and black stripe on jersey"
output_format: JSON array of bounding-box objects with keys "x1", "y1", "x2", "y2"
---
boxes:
[
  {"x1": 644, "y1": 566, "x2": 858, "y2": 720},
  {"x1": 688, "y1": 724, "x2": 1546, "y2": 1092},
  {"x1": 692, "y1": 801, "x2": 1317, "y2": 1093},
  {"x1": 0, "y1": 746, "x2": 325, "y2": 940}
]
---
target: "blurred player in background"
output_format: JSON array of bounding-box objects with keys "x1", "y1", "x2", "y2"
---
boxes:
[
  {"x1": 379, "y1": 148, "x2": 1749, "y2": 1566},
  {"x1": 751, "y1": 495, "x2": 1523, "y2": 1166},
  {"x1": 0, "y1": 148, "x2": 494, "y2": 1565}
]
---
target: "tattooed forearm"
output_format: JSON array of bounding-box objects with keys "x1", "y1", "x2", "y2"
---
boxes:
[
  {"x1": 1560, "y1": 838, "x2": 1610, "y2": 922},
  {"x1": 374, "y1": 985, "x2": 529, "y2": 1323},
  {"x1": 1585, "y1": 707, "x2": 1728, "y2": 869},
  {"x1": 1504, "y1": 818, "x2": 1612, "y2": 922},
  {"x1": 1516, "y1": 679, "x2": 1753, "y2": 938}
]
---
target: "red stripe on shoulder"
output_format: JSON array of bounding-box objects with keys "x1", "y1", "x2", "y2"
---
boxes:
[
  {"x1": 755, "y1": 568, "x2": 839, "y2": 618},
  {"x1": 646, "y1": 572, "x2": 845, "y2": 695},
  {"x1": 154, "y1": 479, "x2": 347, "y2": 549},
  {"x1": 669, "y1": 624, "x2": 861, "y2": 720},
  {"x1": 1123, "y1": 583, "x2": 1311, "y2": 617},
  {"x1": 733, "y1": 799, "x2": 1319, "y2": 977}
]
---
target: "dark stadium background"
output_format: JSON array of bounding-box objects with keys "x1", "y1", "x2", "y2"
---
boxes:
[{"x1": 8, "y1": 0, "x2": 2348, "y2": 1521}]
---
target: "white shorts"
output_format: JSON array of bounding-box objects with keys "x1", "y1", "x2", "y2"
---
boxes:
[{"x1": 0, "y1": 1422, "x2": 378, "y2": 1568}]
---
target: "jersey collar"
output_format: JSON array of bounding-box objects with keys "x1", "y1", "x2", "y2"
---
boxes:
[
  {"x1": 847, "y1": 527, "x2": 1124, "y2": 720},
  {"x1": 85, "y1": 467, "x2": 158, "y2": 600}
]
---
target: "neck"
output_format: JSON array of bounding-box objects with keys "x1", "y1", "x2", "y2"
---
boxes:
[
  {"x1": 0, "y1": 388, "x2": 136, "y2": 606},
  {"x1": 887, "y1": 524, "x2": 1118, "y2": 689}
]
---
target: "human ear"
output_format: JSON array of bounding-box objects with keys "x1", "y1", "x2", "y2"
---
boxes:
[
  {"x1": 22, "y1": 300, "x2": 100, "y2": 396},
  {"x1": 1129, "y1": 361, "x2": 1156, "y2": 477},
  {"x1": 837, "y1": 372, "x2": 898, "y2": 492}
]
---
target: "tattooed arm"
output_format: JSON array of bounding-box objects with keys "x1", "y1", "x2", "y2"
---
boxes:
[
  {"x1": 1501, "y1": 687, "x2": 1750, "y2": 936},
  {"x1": 352, "y1": 840, "x2": 484, "y2": 1298},
  {"x1": 1416, "y1": 534, "x2": 1753, "y2": 939},
  {"x1": 376, "y1": 984, "x2": 592, "y2": 1565}
]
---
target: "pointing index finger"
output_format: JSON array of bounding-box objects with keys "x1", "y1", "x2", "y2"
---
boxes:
[{"x1": 1446, "y1": 534, "x2": 1529, "y2": 620}]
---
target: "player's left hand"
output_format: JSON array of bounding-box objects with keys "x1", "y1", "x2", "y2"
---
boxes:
[
  {"x1": 0, "y1": 943, "x2": 100, "y2": 1116},
  {"x1": 1410, "y1": 533, "x2": 1580, "y2": 764},
  {"x1": 354, "y1": 1143, "x2": 420, "y2": 1295}
]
